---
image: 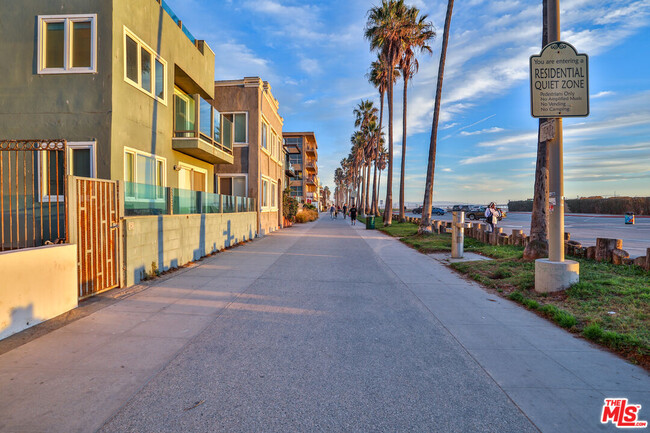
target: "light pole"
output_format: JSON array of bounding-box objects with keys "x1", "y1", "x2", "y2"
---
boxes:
[{"x1": 532, "y1": 0, "x2": 585, "y2": 292}]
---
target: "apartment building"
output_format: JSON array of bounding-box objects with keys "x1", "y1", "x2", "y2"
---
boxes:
[
  {"x1": 283, "y1": 132, "x2": 319, "y2": 205},
  {"x1": 212, "y1": 77, "x2": 284, "y2": 235},
  {"x1": 0, "y1": 0, "x2": 231, "y2": 193}
]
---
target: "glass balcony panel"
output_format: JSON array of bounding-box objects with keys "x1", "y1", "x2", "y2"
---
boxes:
[
  {"x1": 199, "y1": 98, "x2": 212, "y2": 139},
  {"x1": 213, "y1": 108, "x2": 222, "y2": 144},
  {"x1": 124, "y1": 182, "x2": 168, "y2": 216},
  {"x1": 222, "y1": 195, "x2": 235, "y2": 213},
  {"x1": 173, "y1": 188, "x2": 200, "y2": 214}
]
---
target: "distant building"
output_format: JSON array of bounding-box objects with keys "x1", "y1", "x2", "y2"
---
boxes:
[
  {"x1": 0, "y1": 0, "x2": 232, "y2": 192},
  {"x1": 212, "y1": 77, "x2": 285, "y2": 235},
  {"x1": 282, "y1": 132, "x2": 319, "y2": 205}
]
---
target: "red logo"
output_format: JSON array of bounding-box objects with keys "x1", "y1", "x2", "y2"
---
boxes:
[{"x1": 601, "y1": 398, "x2": 647, "y2": 428}]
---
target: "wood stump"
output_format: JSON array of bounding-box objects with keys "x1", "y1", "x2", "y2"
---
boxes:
[
  {"x1": 611, "y1": 248, "x2": 629, "y2": 265},
  {"x1": 595, "y1": 238, "x2": 623, "y2": 262}
]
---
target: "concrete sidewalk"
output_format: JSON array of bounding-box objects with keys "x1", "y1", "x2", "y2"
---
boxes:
[{"x1": 0, "y1": 215, "x2": 648, "y2": 432}]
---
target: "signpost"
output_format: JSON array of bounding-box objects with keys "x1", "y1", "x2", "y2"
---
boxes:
[{"x1": 529, "y1": 1, "x2": 589, "y2": 293}]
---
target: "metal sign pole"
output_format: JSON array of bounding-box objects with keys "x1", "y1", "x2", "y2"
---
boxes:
[{"x1": 548, "y1": 0, "x2": 563, "y2": 263}]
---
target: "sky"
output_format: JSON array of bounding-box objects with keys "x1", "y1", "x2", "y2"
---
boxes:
[{"x1": 166, "y1": 0, "x2": 650, "y2": 205}]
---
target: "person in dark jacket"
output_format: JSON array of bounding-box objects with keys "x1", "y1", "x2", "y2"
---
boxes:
[
  {"x1": 343, "y1": 204, "x2": 348, "y2": 219},
  {"x1": 349, "y1": 205, "x2": 358, "y2": 225}
]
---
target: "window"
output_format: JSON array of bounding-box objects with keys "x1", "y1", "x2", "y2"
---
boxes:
[
  {"x1": 289, "y1": 154, "x2": 302, "y2": 165},
  {"x1": 262, "y1": 180, "x2": 268, "y2": 207},
  {"x1": 271, "y1": 183, "x2": 277, "y2": 208},
  {"x1": 67, "y1": 141, "x2": 95, "y2": 178},
  {"x1": 174, "y1": 88, "x2": 195, "y2": 137},
  {"x1": 234, "y1": 113, "x2": 247, "y2": 143},
  {"x1": 124, "y1": 148, "x2": 166, "y2": 186},
  {"x1": 40, "y1": 152, "x2": 65, "y2": 202},
  {"x1": 261, "y1": 177, "x2": 278, "y2": 210},
  {"x1": 290, "y1": 185, "x2": 303, "y2": 198},
  {"x1": 124, "y1": 28, "x2": 167, "y2": 103},
  {"x1": 219, "y1": 176, "x2": 246, "y2": 197},
  {"x1": 38, "y1": 15, "x2": 97, "y2": 74},
  {"x1": 261, "y1": 122, "x2": 268, "y2": 150}
]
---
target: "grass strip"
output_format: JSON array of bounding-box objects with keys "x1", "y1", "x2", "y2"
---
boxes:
[{"x1": 367, "y1": 215, "x2": 650, "y2": 368}]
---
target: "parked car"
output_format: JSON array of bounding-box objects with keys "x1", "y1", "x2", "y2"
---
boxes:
[
  {"x1": 412, "y1": 206, "x2": 445, "y2": 215},
  {"x1": 451, "y1": 205, "x2": 472, "y2": 212},
  {"x1": 466, "y1": 206, "x2": 507, "y2": 221}
]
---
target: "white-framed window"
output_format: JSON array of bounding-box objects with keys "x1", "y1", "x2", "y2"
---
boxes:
[
  {"x1": 40, "y1": 151, "x2": 65, "y2": 203},
  {"x1": 37, "y1": 14, "x2": 97, "y2": 74},
  {"x1": 262, "y1": 179, "x2": 268, "y2": 208},
  {"x1": 124, "y1": 147, "x2": 166, "y2": 187},
  {"x1": 174, "y1": 87, "x2": 195, "y2": 136},
  {"x1": 123, "y1": 27, "x2": 167, "y2": 104},
  {"x1": 38, "y1": 141, "x2": 96, "y2": 202},
  {"x1": 177, "y1": 162, "x2": 207, "y2": 192},
  {"x1": 67, "y1": 141, "x2": 96, "y2": 178},
  {"x1": 218, "y1": 175, "x2": 247, "y2": 197},
  {"x1": 233, "y1": 113, "x2": 248, "y2": 144},
  {"x1": 261, "y1": 176, "x2": 278, "y2": 211},
  {"x1": 261, "y1": 121, "x2": 268, "y2": 150}
]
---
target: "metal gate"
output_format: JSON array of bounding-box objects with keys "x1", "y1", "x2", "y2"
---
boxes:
[{"x1": 69, "y1": 177, "x2": 122, "y2": 298}]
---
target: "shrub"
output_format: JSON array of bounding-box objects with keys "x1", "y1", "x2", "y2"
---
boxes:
[
  {"x1": 295, "y1": 209, "x2": 318, "y2": 223},
  {"x1": 283, "y1": 188, "x2": 299, "y2": 221}
]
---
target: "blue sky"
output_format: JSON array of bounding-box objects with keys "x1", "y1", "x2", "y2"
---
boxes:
[{"x1": 166, "y1": 0, "x2": 650, "y2": 205}]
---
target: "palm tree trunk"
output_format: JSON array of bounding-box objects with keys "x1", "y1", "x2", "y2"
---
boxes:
[
  {"x1": 524, "y1": 0, "x2": 550, "y2": 260},
  {"x1": 383, "y1": 72, "x2": 394, "y2": 226},
  {"x1": 377, "y1": 168, "x2": 382, "y2": 215},
  {"x1": 360, "y1": 170, "x2": 366, "y2": 213},
  {"x1": 399, "y1": 75, "x2": 408, "y2": 222},
  {"x1": 419, "y1": 0, "x2": 454, "y2": 234},
  {"x1": 365, "y1": 162, "x2": 371, "y2": 215},
  {"x1": 372, "y1": 91, "x2": 384, "y2": 215}
]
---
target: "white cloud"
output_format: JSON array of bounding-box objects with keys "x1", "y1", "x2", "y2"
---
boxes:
[
  {"x1": 460, "y1": 127, "x2": 505, "y2": 136},
  {"x1": 591, "y1": 91, "x2": 614, "y2": 98}
]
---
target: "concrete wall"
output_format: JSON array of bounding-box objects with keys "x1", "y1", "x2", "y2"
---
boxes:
[
  {"x1": 123, "y1": 212, "x2": 257, "y2": 286},
  {"x1": 0, "y1": 244, "x2": 78, "y2": 340}
]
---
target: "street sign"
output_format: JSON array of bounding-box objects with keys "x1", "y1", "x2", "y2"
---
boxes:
[
  {"x1": 530, "y1": 41, "x2": 589, "y2": 118},
  {"x1": 539, "y1": 119, "x2": 556, "y2": 142}
]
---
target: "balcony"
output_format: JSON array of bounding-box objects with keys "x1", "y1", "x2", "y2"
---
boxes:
[
  {"x1": 173, "y1": 93, "x2": 233, "y2": 165},
  {"x1": 305, "y1": 144, "x2": 317, "y2": 158},
  {"x1": 305, "y1": 161, "x2": 317, "y2": 173},
  {"x1": 285, "y1": 156, "x2": 296, "y2": 177},
  {"x1": 305, "y1": 176, "x2": 316, "y2": 186},
  {"x1": 160, "y1": 0, "x2": 196, "y2": 45}
]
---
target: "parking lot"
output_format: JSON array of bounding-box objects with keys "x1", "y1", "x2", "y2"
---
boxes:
[{"x1": 409, "y1": 210, "x2": 650, "y2": 258}]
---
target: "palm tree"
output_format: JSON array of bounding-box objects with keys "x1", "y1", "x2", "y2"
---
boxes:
[
  {"x1": 367, "y1": 55, "x2": 399, "y2": 216},
  {"x1": 375, "y1": 143, "x2": 388, "y2": 214},
  {"x1": 398, "y1": 7, "x2": 434, "y2": 222},
  {"x1": 419, "y1": 0, "x2": 454, "y2": 234},
  {"x1": 366, "y1": 0, "x2": 409, "y2": 226},
  {"x1": 334, "y1": 167, "x2": 345, "y2": 206},
  {"x1": 524, "y1": 0, "x2": 550, "y2": 260}
]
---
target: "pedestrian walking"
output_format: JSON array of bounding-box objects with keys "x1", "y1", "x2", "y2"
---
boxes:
[
  {"x1": 343, "y1": 204, "x2": 348, "y2": 219},
  {"x1": 349, "y1": 205, "x2": 357, "y2": 225},
  {"x1": 485, "y1": 202, "x2": 501, "y2": 233},
  {"x1": 335, "y1": 205, "x2": 339, "y2": 219},
  {"x1": 329, "y1": 205, "x2": 335, "y2": 219}
]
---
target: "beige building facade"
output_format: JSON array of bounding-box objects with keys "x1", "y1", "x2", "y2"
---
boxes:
[{"x1": 212, "y1": 77, "x2": 284, "y2": 235}]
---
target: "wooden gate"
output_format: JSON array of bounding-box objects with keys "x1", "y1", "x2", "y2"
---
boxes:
[{"x1": 69, "y1": 177, "x2": 122, "y2": 298}]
